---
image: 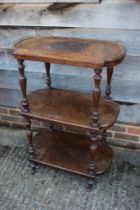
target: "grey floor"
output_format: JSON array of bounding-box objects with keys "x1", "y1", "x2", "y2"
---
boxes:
[{"x1": 0, "y1": 126, "x2": 140, "y2": 210}]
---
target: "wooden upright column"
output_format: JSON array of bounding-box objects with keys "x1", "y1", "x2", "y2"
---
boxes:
[
  {"x1": 17, "y1": 60, "x2": 34, "y2": 161},
  {"x1": 87, "y1": 68, "x2": 102, "y2": 191},
  {"x1": 105, "y1": 67, "x2": 114, "y2": 100}
]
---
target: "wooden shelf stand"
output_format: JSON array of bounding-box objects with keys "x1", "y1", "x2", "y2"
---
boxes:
[{"x1": 13, "y1": 36, "x2": 126, "y2": 191}]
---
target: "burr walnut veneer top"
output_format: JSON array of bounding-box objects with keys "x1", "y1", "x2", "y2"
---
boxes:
[
  {"x1": 13, "y1": 36, "x2": 126, "y2": 68},
  {"x1": 21, "y1": 88, "x2": 119, "y2": 131}
]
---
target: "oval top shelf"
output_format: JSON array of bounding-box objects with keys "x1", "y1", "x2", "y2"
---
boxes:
[
  {"x1": 21, "y1": 88, "x2": 120, "y2": 131},
  {"x1": 13, "y1": 36, "x2": 126, "y2": 68}
]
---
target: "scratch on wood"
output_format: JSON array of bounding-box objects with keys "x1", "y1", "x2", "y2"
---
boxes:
[
  {"x1": 47, "y1": 3, "x2": 79, "y2": 11},
  {"x1": 0, "y1": 3, "x2": 14, "y2": 13}
]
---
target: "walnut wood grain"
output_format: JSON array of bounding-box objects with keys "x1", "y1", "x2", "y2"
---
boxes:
[
  {"x1": 21, "y1": 88, "x2": 119, "y2": 131},
  {"x1": 13, "y1": 35, "x2": 126, "y2": 190},
  {"x1": 13, "y1": 36, "x2": 126, "y2": 68},
  {"x1": 31, "y1": 130, "x2": 113, "y2": 177}
]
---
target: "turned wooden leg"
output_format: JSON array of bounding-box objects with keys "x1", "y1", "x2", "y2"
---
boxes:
[
  {"x1": 87, "y1": 68, "x2": 102, "y2": 191},
  {"x1": 87, "y1": 131, "x2": 98, "y2": 192},
  {"x1": 44, "y1": 63, "x2": 54, "y2": 132},
  {"x1": 105, "y1": 67, "x2": 113, "y2": 100},
  {"x1": 18, "y1": 59, "x2": 33, "y2": 156},
  {"x1": 17, "y1": 59, "x2": 36, "y2": 173},
  {"x1": 25, "y1": 117, "x2": 34, "y2": 159},
  {"x1": 44, "y1": 62, "x2": 51, "y2": 88},
  {"x1": 17, "y1": 59, "x2": 29, "y2": 112},
  {"x1": 26, "y1": 117, "x2": 37, "y2": 174}
]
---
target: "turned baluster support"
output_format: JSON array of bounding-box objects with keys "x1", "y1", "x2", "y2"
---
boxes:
[
  {"x1": 44, "y1": 62, "x2": 51, "y2": 88},
  {"x1": 87, "y1": 130, "x2": 98, "y2": 192},
  {"x1": 44, "y1": 62, "x2": 54, "y2": 131},
  {"x1": 105, "y1": 67, "x2": 113, "y2": 100},
  {"x1": 87, "y1": 68, "x2": 102, "y2": 191},
  {"x1": 17, "y1": 59, "x2": 36, "y2": 173},
  {"x1": 25, "y1": 117, "x2": 34, "y2": 158},
  {"x1": 18, "y1": 59, "x2": 29, "y2": 113}
]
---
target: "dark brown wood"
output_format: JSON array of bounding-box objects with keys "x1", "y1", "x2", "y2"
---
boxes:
[
  {"x1": 17, "y1": 59, "x2": 35, "y2": 164},
  {"x1": 47, "y1": 2, "x2": 102, "y2": 11},
  {"x1": 17, "y1": 59, "x2": 28, "y2": 113},
  {"x1": 26, "y1": 117, "x2": 34, "y2": 157},
  {"x1": 31, "y1": 130, "x2": 113, "y2": 177},
  {"x1": 47, "y1": 3, "x2": 79, "y2": 11},
  {"x1": 105, "y1": 67, "x2": 113, "y2": 100},
  {"x1": 21, "y1": 88, "x2": 119, "y2": 131},
  {"x1": 44, "y1": 63, "x2": 51, "y2": 88},
  {"x1": 13, "y1": 36, "x2": 126, "y2": 69},
  {"x1": 13, "y1": 36, "x2": 126, "y2": 190},
  {"x1": 87, "y1": 68, "x2": 102, "y2": 191},
  {"x1": 87, "y1": 132, "x2": 97, "y2": 191},
  {"x1": 92, "y1": 68, "x2": 102, "y2": 128}
]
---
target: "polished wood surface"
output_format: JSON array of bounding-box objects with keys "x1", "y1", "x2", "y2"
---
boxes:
[
  {"x1": 13, "y1": 35, "x2": 126, "y2": 190},
  {"x1": 21, "y1": 88, "x2": 119, "y2": 130},
  {"x1": 18, "y1": 60, "x2": 35, "y2": 161},
  {"x1": 13, "y1": 36, "x2": 126, "y2": 68},
  {"x1": 31, "y1": 130, "x2": 113, "y2": 177}
]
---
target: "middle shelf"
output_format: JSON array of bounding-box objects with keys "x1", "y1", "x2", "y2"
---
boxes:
[{"x1": 22, "y1": 88, "x2": 119, "y2": 131}]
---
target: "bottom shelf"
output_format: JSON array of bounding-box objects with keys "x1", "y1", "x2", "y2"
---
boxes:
[{"x1": 31, "y1": 130, "x2": 113, "y2": 178}]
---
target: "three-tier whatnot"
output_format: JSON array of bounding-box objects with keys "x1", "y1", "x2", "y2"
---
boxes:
[{"x1": 13, "y1": 36, "x2": 126, "y2": 190}]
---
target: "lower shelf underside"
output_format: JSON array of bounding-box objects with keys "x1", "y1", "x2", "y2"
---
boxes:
[{"x1": 31, "y1": 130, "x2": 113, "y2": 178}]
